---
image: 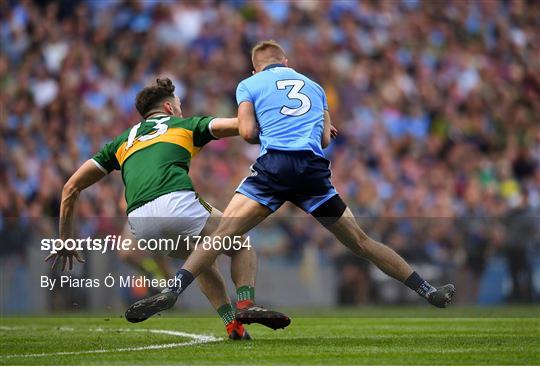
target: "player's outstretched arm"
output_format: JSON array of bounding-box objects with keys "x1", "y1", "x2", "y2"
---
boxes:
[
  {"x1": 238, "y1": 101, "x2": 260, "y2": 144},
  {"x1": 45, "y1": 160, "x2": 106, "y2": 271},
  {"x1": 209, "y1": 117, "x2": 239, "y2": 138}
]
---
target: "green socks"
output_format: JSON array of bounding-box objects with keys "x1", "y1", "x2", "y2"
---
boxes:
[
  {"x1": 217, "y1": 286, "x2": 256, "y2": 324},
  {"x1": 217, "y1": 304, "x2": 235, "y2": 325},
  {"x1": 236, "y1": 285, "x2": 255, "y2": 308}
]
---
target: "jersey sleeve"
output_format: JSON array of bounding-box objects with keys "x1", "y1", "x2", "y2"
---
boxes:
[
  {"x1": 322, "y1": 90, "x2": 328, "y2": 111},
  {"x1": 92, "y1": 141, "x2": 120, "y2": 173},
  {"x1": 236, "y1": 81, "x2": 254, "y2": 105},
  {"x1": 192, "y1": 116, "x2": 218, "y2": 147},
  {"x1": 316, "y1": 83, "x2": 328, "y2": 110}
]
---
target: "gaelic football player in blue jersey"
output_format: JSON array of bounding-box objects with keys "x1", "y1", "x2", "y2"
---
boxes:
[{"x1": 129, "y1": 41, "x2": 455, "y2": 329}]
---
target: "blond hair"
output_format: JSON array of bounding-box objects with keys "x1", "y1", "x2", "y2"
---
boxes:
[{"x1": 251, "y1": 40, "x2": 286, "y2": 70}]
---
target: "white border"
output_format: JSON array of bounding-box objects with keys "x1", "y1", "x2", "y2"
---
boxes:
[{"x1": 91, "y1": 159, "x2": 109, "y2": 175}]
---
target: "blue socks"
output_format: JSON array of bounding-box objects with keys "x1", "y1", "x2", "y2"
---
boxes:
[
  {"x1": 405, "y1": 271, "x2": 436, "y2": 298},
  {"x1": 170, "y1": 269, "x2": 194, "y2": 294}
]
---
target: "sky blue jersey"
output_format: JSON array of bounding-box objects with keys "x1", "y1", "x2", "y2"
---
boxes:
[{"x1": 236, "y1": 64, "x2": 328, "y2": 158}]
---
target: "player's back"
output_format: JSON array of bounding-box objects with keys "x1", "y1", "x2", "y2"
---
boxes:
[
  {"x1": 236, "y1": 65, "x2": 327, "y2": 158},
  {"x1": 92, "y1": 115, "x2": 215, "y2": 214}
]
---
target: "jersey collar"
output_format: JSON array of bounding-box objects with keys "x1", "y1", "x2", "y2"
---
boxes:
[
  {"x1": 263, "y1": 63, "x2": 285, "y2": 71},
  {"x1": 145, "y1": 113, "x2": 168, "y2": 119}
]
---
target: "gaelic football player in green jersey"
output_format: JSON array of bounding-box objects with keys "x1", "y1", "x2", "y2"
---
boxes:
[{"x1": 45, "y1": 78, "x2": 288, "y2": 340}]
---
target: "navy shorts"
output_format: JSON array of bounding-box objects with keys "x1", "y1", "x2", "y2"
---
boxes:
[{"x1": 236, "y1": 150, "x2": 338, "y2": 213}]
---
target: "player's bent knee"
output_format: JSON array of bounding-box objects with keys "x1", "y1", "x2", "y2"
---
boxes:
[{"x1": 311, "y1": 194, "x2": 347, "y2": 227}]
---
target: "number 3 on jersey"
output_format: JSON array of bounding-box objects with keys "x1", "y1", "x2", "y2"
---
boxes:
[{"x1": 276, "y1": 79, "x2": 311, "y2": 116}]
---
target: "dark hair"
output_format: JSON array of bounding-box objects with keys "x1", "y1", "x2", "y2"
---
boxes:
[{"x1": 135, "y1": 78, "x2": 175, "y2": 118}]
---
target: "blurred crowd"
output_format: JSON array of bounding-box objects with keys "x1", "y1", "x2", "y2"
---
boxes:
[{"x1": 1, "y1": 0, "x2": 539, "y2": 305}]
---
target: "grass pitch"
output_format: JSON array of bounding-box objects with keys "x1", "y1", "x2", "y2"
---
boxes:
[{"x1": 1, "y1": 307, "x2": 538, "y2": 365}]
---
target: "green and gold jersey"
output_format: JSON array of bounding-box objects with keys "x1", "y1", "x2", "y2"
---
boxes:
[{"x1": 92, "y1": 115, "x2": 216, "y2": 214}]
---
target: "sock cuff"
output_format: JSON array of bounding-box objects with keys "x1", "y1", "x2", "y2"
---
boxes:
[
  {"x1": 404, "y1": 271, "x2": 423, "y2": 290},
  {"x1": 217, "y1": 303, "x2": 235, "y2": 325},
  {"x1": 405, "y1": 271, "x2": 436, "y2": 298},
  {"x1": 172, "y1": 269, "x2": 194, "y2": 293},
  {"x1": 236, "y1": 285, "x2": 255, "y2": 302},
  {"x1": 217, "y1": 303, "x2": 234, "y2": 315}
]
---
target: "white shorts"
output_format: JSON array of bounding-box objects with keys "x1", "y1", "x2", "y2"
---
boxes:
[{"x1": 127, "y1": 191, "x2": 212, "y2": 255}]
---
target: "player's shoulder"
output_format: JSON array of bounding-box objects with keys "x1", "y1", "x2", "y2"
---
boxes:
[
  {"x1": 293, "y1": 70, "x2": 323, "y2": 90},
  {"x1": 298, "y1": 72, "x2": 325, "y2": 97},
  {"x1": 107, "y1": 126, "x2": 132, "y2": 149},
  {"x1": 271, "y1": 67, "x2": 323, "y2": 91},
  {"x1": 167, "y1": 115, "x2": 213, "y2": 131},
  {"x1": 165, "y1": 115, "x2": 194, "y2": 128},
  {"x1": 238, "y1": 73, "x2": 259, "y2": 90},
  {"x1": 310, "y1": 78, "x2": 324, "y2": 91},
  {"x1": 238, "y1": 67, "x2": 298, "y2": 91}
]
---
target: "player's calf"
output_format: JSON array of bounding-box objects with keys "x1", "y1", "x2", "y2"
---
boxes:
[{"x1": 320, "y1": 202, "x2": 456, "y2": 308}]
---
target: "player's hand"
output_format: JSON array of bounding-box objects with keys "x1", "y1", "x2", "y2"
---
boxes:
[
  {"x1": 45, "y1": 249, "x2": 85, "y2": 271},
  {"x1": 330, "y1": 125, "x2": 338, "y2": 139}
]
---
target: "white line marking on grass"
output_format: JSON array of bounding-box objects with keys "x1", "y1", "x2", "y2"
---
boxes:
[{"x1": 0, "y1": 326, "x2": 222, "y2": 359}]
